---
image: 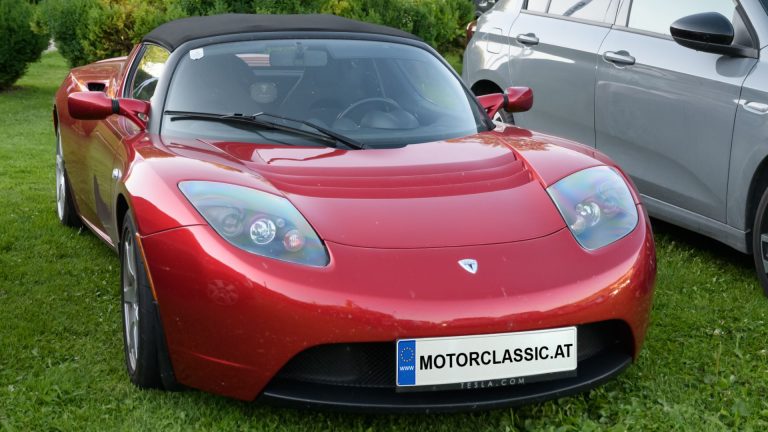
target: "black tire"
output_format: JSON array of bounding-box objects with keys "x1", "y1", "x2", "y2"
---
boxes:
[
  {"x1": 120, "y1": 212, "x2": 163, "y2": 388},
  {"x1": 752, "y1": 188, "x2": 768, "y2": 297},
  {"x1": 55, "y1": 127, "x2": 82, "y2": 227},
  {"x1": 492, "y1": 110, "x2": 515, "y2": 125}
]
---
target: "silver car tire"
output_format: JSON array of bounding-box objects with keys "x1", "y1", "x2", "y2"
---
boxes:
[
  {"x1": 55, "y1": 126, "x2": 81, "y2": 227},
  {"x1": 121, "y1": 212, "x2": 163, "y2": 388},
  {"x1": 752, "y1": 187, "x2": 768, "y2": 297}
]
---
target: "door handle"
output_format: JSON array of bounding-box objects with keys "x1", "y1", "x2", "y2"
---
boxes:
[
  {"x1": 743, "y1": 101, "x2": 768, "y2": 115},
  {"x1": 516, "y1": 33, "x2": 539, "y2": 46},
  {"x1": 603, "y1": 50, "x2": 636, "y2": 66}
]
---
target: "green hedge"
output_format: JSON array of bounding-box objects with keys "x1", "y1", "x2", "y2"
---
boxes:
[
  {"x1": 252, "y1": 0, "x2": 473, "y2": 53},
  {"x1": 0, "y1": 0, "x2": 49, "y2": 90},
  {"x1": 38, "y1": 0, "x2": 95, "y2": 67},
  {"x1": 40, "y1": 0, "x2": 473, "y2": 67},
  {"x1": 39, "y1": 0, "x2": 185, "y2": 67}
]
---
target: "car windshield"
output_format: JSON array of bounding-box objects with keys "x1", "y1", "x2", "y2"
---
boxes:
[{"x1": 162, "y1": 39, "x2": 489, "y2": 148}]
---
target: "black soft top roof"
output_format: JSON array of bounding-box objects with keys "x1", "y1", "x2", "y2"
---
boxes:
[{"x1": 143, "y1": 13, "x2": 421, "y2": 51}]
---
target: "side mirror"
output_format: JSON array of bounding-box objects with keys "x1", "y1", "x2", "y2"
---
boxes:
[
  {"x1": 67, "y1": 92, "x2": 150, "y2": 130},
  {"x1": 477, "y1": 86, "x2": 533, "y2": 119},
  {"x1": 670, "y1": 12, "x2": 750, "y2": 57}
]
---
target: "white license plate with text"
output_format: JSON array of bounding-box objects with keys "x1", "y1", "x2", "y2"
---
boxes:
[{"x1": 396, "y1": 327, "x2": 577, "y2": 390}]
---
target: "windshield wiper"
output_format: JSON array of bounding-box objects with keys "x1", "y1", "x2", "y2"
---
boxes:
[
  {"x1": 252, "y1": 112, "x2": 365, "y2": 150},
  {"x1": 164, "y1": 110, "x2": 364, "y2": 150}
]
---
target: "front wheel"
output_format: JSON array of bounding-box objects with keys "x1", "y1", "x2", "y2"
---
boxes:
[
  {"x1": 121, "y1": 212, "x2": 163, "y2": 388},
  {"x1": 492, "y1": 110, "x2": 515, "y2": 125},
  {"x1": 55, "y1": 127, "x2": 81, "y2": 227},
  {"x1": 751, "y1": 187, "x2": 768, "y2": 297}
]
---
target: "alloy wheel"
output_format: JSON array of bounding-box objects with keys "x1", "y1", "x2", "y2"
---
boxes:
[
  {"x1": 760, "y1": 229, "x2": 768, "y2": 275},
  {"x1": 122, "y1": 233, "x2": 140, "y2": 373},
  {"x1": 55, "y1": 132, "x2": 65, "y2": 220}
]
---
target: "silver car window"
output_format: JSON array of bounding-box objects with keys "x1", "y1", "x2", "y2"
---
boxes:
[
  {"x1": 628, "y1": 0, "x2": 735, "y2": 35},
  {"x1": 547, "y1": 0, "x2": 613, "y2": 21}
]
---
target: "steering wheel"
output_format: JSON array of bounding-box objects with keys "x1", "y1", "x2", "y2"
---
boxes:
[{"x1": 336, "y1": 97, "x2": 403, "y2": 123}]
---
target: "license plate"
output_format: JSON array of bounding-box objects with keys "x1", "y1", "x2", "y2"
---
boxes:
[{"x1": 396, "y1": 327, "x2": 577, "y2": 391}]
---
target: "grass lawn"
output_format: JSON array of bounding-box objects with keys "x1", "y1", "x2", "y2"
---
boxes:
[{"x1": 1, "y1": 52, "x2": 768, "y2": 431}]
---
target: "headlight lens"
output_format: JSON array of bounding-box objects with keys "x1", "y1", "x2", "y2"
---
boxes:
[
  {"x1": 179, "y1": 181, "x2": 329, "y2": 266},
  {"x1": 547, "y1": 166, "x2": 638, "y2": 250}
]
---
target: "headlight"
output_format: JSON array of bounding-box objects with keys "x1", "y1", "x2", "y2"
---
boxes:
[
  {"x1": 547, "y1": 166, "x2": 638, "y2": 250},
  {"x1": 179, "y1": 181, "x2": 329, "y2": 266}
]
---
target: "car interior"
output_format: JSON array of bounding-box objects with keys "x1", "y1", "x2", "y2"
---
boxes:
[{"x1": 163, "y1": 40, "x2": 484, "y2": 147}]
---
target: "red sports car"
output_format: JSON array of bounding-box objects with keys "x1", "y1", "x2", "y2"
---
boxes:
[{"x1": 53, "y1": 14, "x2": 656, "y2": 412}]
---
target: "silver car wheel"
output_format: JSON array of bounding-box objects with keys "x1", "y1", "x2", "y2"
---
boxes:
[
  {"x1": 55, "y1": 132, "x2": 65, "y2": 221},
  {"x1": 122, "y1": 233, "x2": 140, "y2": 373},
  {"x1": 492, "y1": 110, "x2": 514, "y2": 125}
]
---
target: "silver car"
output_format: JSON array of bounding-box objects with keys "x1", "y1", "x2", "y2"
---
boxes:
[{"x1": 464, "y1": 0, "x2": 768, "y2": 295}]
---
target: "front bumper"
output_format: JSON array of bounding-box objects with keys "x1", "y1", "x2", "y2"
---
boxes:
[
  {"x1": 140, "y1": 207, "x2": 655, "y2": 409},
  {"x1": 262, "y1": 320, "x2": 632, "y2": 412},
  {"x1": 265, "y1": 352, "x2": 630, "y2": 413}
]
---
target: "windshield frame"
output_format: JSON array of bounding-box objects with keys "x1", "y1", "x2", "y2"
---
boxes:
[{"x1": 146, "y1": 31, "x2": 493, "y2": 142}]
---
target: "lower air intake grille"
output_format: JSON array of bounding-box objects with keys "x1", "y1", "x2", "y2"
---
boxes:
[{"x1": 275, "y1": 320, "x2": 632, "y2": 388}]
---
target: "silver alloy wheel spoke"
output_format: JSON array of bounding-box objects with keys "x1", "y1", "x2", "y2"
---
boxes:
[
  {"x1": 55, "y1": 134, "x2": 65, "y2": 219},
  {"x1": 123, "y1": 235, "x2": 139, "y2": 372},
  {"x1": 761, "y1": 233, "x2": 768, "y2": 273}
]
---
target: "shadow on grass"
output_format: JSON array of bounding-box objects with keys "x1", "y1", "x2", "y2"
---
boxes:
[{"x1": 650, "y1": 217, "x2": 754, "y2": 272}]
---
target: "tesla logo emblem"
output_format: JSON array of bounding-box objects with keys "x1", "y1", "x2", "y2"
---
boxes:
[{"x1": 458, "y1": 259, "x2": 478, "y2": 274}]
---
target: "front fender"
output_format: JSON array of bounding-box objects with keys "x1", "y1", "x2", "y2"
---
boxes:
[{"x1": 118, "y1": 135, "x2": 283, "y2": 237}]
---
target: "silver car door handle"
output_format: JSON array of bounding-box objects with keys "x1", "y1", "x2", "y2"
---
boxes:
[
  {"x1": 516, "y1": 33, "x2": 539, "y2": 46},
  {"x1": 603, "y1": 51, "x2": 636, "y2": 66},
  {"x1": 744, "y1": 102, "x2": 768, "y2": 115}
]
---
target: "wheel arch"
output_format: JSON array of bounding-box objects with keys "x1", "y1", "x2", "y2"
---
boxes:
[
  {"x1": 745, "y1": 156, "x2": 768, "y2": 253},
  {"x1": 116, "y1": 193, "x2": 130, "y2": 243},
  {"x1": 471, "y1": 79, "x2": 504, "y2": 96},
  {"x1": 53, "y1": 105, "x2": 59, "y2": 134}
]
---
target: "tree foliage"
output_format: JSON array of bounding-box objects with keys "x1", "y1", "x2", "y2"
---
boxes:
[
  {"x1": 40, "y1": 0, "x2": 474, "y2": 66},
  {"x1": 0, "y1": 0, "x2": 49, "y2": 90}
]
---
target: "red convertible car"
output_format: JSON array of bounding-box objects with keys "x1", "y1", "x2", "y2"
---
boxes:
[{"x1": 53, "y1": 14, "x2": 655, "y2": 411}]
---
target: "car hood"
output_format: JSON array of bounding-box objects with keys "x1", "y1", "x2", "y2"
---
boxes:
[{"x1": 182, "y1": 132, "x2": 568, "y2": 249}]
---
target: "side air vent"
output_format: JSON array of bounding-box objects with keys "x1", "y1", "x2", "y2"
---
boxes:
[{"x1": 86, "y1": 82, "x2": 106, "y2": 92}]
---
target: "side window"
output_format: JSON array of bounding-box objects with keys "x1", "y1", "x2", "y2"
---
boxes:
[
  {"x1": 547, "y1": 0, "x2": 613, "y2": 21},
  {"x1": 628, "y1": 0, "x2": 735, "y2": 35},
  {"x1": 130, "y1": 45, "x2": 170, "y2": 101},
  {"x1": 526, "y1": 0, "x2": 549, "y2": 12}
]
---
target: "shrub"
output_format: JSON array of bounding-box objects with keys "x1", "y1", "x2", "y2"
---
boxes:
[
  {"x1": 80, "y1": 1, "x2": 137, "y2": 62},
  {"x1": 176, "y1": 0, "x2": 254, "y2": 15},
  {"x1": 39, "y1": 0, "x2": 473, "y2": 67},
  {"x1": 131, "y1": 1, "x2": 187, "y2": 41},
  {"x1": 0, "y1": 0, "x2": 49, "y2": 90},
  {"x1": 251, "y1": 0, "x2": 474, "y2": 51},
  {"x1": 38, "y1": 0, "x2": 97, "y2": 67},
  {"x1": 39, "y1": 0, "x2": 185, "y2": 66}
]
